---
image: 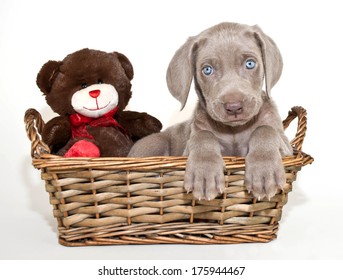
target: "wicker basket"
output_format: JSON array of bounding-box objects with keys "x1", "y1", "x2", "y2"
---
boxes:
[{"x1": 24, "y1": 106, "x2": 313, "y2": 246}]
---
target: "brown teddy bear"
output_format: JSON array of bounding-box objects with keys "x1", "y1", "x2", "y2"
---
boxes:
[{"x1": 37, "y1": 48, "x2": 162, "y2": 157}]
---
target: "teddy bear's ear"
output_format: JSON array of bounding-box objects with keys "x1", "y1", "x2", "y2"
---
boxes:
[
  {"x1": 36, "y1": 60, "x2": 62, "y2": 95},
  {"x1": 115, "y1": 52, "x2": 134, "y2": 81}
]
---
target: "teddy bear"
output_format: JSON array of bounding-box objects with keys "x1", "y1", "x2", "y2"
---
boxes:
[{"x1": 36, "y1": 48, "x2": 162, "y2": 157}]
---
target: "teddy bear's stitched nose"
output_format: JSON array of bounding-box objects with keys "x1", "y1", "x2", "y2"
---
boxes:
[{"x1": 89, "y1": 89, "x2": 101, "y2": 98}]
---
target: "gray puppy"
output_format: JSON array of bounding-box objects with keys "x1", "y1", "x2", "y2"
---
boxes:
[{"x1": 129, "y1": 22, "x2": 293, "y2": 201}]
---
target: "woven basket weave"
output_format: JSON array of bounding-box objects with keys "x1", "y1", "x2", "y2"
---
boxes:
[{"x1": 24, "y1": 106, "x2": 313, "y2": 246}]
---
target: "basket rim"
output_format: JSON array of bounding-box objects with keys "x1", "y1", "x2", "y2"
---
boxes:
[
  {"x1": 31, "y1": 151, "x2": 313, "y2": 171},
  {"x1": 25, "y1": 106, "x2": 314, "y2": 169}
]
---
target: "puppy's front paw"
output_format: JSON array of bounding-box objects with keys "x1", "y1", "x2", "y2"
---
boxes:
[
  {"x1": 245, "y1": 151, "x2": 285, "y2": 200},
  {"x1": 184, "y1": 153, "x2": 226, "y2": 200}
]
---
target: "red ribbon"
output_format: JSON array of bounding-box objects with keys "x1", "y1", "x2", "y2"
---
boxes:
[{"x1": 69, "y1": 107, "x2": 126, "y2": 139}]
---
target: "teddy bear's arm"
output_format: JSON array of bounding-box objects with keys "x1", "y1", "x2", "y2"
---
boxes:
[
  {"x1": 42, "y1": 116, "x2": 72, "y2": 154},
  {"x1": 117, "y1": 111, "x2": 162, "y2": 141}
]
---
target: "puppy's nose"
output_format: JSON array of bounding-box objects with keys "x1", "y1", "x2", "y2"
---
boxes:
[
  {"x1": 225, "y1": 102, "x2": 243, "y2": 117},
  {"x1": 89, "y1": 89, "x2": 101, "y2": 98}
]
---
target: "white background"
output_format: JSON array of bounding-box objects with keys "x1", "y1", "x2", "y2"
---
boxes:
[{"x1": 0, "y1": 0, "x2": 342, "y2": 265}]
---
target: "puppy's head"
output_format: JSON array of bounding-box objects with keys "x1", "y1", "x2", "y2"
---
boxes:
[{"x1": 166, "y1": 22, "x2": 283, "y2": 126}]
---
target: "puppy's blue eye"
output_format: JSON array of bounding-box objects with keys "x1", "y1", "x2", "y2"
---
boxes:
[
  {"x1": 245, "y1": 59, "x2": 256, "y2": 69},
  {"x1": 98, "y1": 79, "x2": 103, "y2": 84},
  {"x1": 81, "y1": 83, "x2": 88, "y2": 89},
  {"x1": 202, "y1": 66, "x2": 214, "y2": 76}
]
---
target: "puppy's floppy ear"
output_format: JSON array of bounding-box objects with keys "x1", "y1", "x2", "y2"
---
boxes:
[
  {"x1": 166, "y1": 36, "x2": 197, "y2": 110},
  {"x1": 115, "y1": 52, "x2": 134, "y2": 81},
  {"x1": 253, "y1": 25, "x2": 283, "y2": 98},
  {"x1": 36, "y1": 60, "x2": 62, "y2": 95}
]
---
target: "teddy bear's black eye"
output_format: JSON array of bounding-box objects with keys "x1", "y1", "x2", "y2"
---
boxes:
[
  {"x1": 81, "y1": 83, "x2": 88, "y2": 89},
  {"x1": 98, "y1": 79, "x2": 103, "y2": 84}
]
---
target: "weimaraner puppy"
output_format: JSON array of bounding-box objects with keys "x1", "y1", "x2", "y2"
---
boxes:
[{"x1": 129, "y1": 22, "x2": 293, "y2": 200}]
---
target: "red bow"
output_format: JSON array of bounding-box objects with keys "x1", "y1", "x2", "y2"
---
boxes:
[{"x1": 69, "y1": 107, "x2": 127, "y2": 139}]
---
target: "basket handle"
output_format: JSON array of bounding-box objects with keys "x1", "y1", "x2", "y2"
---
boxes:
[
  {"x1": 282, "y1": 106, "x2": 308, "y2": 151},
  {"x1": 24, "y1": 108, "x2": 50, "y2": 158},
  {"x1": 24, "y1": 106, "x2": 307, "y2": 158}
]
